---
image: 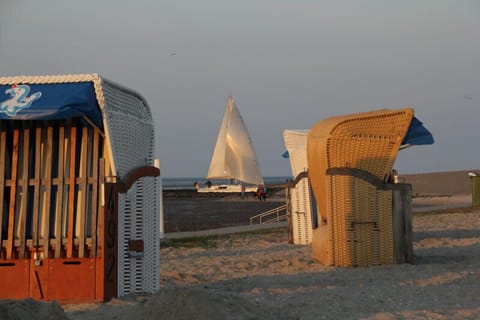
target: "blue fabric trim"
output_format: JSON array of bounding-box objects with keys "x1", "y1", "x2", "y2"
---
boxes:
[
  {"x1": 0, "y1": 82, "x2": 102, "y2": 128},
  {"x1": 402, "y1": 116, "x2": 434, "y2": 146}
]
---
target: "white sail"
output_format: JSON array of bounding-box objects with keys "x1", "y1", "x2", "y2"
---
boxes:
[{"x1": 206, "y1": 96, "x2": 263, "y2": 186}]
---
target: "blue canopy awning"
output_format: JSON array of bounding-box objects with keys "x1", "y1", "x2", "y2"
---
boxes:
[
  {"x1": 402, "y1": 116, "x2": 434, "y2": 146},
  {"x1": 0, "y1": 82, "x2": 103, "y2": 128}
]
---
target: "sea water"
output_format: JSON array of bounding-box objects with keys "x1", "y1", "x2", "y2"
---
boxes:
[{"x1": 162, "y1": 176, "x2": 290, "y2": 190}]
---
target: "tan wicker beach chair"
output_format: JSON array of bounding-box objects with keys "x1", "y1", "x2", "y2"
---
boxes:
[{"x1": 307, "y1": 108, "x2": 414, "y2": 266}]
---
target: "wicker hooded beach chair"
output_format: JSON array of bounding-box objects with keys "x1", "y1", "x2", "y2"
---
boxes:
[
  {"x1": 0, "y1": 74, "x2": 161, "y2": 302},
  {"x1": 283, "y1": 129, "x2": 313, "y2": 245},
  {"x1": 307, "y1": 108, "x2": 414, "y2": 267}
]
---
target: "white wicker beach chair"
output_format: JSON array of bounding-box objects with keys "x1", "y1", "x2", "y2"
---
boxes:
[{"x1": 283, "y1": 130, "x2": 313, "y2": 245}]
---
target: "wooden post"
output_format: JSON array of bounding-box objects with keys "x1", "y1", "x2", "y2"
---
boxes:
[
  {"x1": 392, "y1": 183, "x2": 413, "y2": 264},
  {"x1": 286, "y1": 186, "x2": 293, "y2": 244},
  {"x1": 67, "y1": 126, "x2": 77, "y2": 258},
  {"x1": 18, "y1": 127, "x2": 30, "y2": 258},
  {"x1": 392, "y1": 189, "x2": 404, "y2": 264},
  {"x1": 6, "y1": 129, "x2": 19, "y2": 259},
  {"x1": 32, "y1": 127, "x2": 42, "y2": 248},
  {"x1": 103, "y1": 182, "x2": 119, "y2": 299},
  {"x1": 41, "y1": 126, "x2": 53, "y2": 251},
  {"x1": 90, "y1": 131, "x2": 100, "y2": 257},
  {"x1": 95, "y1": 159, "x2": 105, "y2": 300},
  {"x1": 0, "y1": 125, "x2": 6, "y2": 253},
  {"x1": 403, "y1": 185, "x2": 413, "y2": 264},
  {"x1": 78, "y1": 127, "x2": 88, "y2": 258},
  {"x1": 54, "y1": 127, "x2": 65, "y2": 258}
]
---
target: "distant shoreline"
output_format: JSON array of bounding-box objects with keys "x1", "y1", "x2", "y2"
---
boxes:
[
  {"x1": 163, "y1": 184, "x2": 286, "y2": 198},
  {"x1": 162, "y1": 176, "x2": 290, "y2": 191},
  {"x1": 162, "y1": 169, "x2": 478, "y2": 196}
]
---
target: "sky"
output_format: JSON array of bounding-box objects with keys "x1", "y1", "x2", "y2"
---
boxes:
[{"x1": 1, "y1": 1, "x2": 479, "y2": 178}]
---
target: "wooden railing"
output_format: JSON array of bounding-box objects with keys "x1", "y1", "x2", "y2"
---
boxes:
[
  {"x1": 0, "y1": 120, "x2": 103, "y2": 260},
  {"x1": 249, "y1": 205, "x2": 287, "y2": 225}
]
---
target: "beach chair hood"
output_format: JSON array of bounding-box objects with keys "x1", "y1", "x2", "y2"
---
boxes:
[{"x1": 0, "y1": 74, "x2": 155, "y2": 179}]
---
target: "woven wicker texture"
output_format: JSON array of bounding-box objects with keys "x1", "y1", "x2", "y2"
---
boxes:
[
  {"x1": 100, "y1": 79, "x2": 154, "y2": 179},
  {"x1": 118, "y1": 175, "x2": 161, "y2": 296},
  {"x1": 290, "y1": 176, "x2": 313, "y2": 245},
  {"x1": 307, "y1": 108, "x2": 413, "y2": 266}
]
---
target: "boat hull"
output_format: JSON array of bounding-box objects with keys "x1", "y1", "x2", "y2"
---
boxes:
[{"x1": 197, "y1": 184, "x2": 258, "y2": 193}]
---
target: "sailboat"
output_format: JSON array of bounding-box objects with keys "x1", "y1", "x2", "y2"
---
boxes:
[{"x1": 198, "y1": 96, "x2": 264, "y2": 193}]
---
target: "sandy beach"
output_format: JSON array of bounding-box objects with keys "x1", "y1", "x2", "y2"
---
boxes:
[
  {"x1": 1, "y1": 170, "x2": 480, "y2": 319},
  {"x1": 63, "y1": 208, "x2": 480, "y2": 320}
]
